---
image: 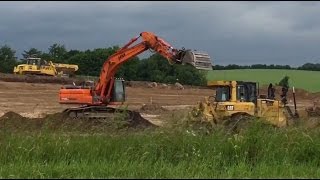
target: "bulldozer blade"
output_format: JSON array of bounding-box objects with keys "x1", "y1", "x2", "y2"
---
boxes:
[{"x1": 180, "y1": 50, "x2": 213, "y2": 70}]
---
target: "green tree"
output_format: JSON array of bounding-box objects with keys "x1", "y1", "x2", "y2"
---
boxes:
[
  {"x1": 115, "y1": 57, "x2": 140, "y2": 80},
  {"x1": 39, "y1": 53, "x2": 51, "y2": 61},
  {"x1": 48, "y1": 43, "x2": 67, "y2": 62},
  {"x1": 278, "y1": 75, "x2": 290, "y2": 88},
  {"x1": 0, "y1": 45, "x2": 17, "y2": 73},
  {"x1": 136, "y1": 53, "x2": 207, "y2": 86},
  {"x1": 175, "y1": 64, "x2": 207, "y2": 86},
  {"x1": 22, "y1": 48, "x2": 42, "y2": 59},
  {"x1": 68, "y1": 46, "x2": 119, "y2": 76},
  {"x1": 65, "y1": 50, "x2": 81, "y2": 62}
]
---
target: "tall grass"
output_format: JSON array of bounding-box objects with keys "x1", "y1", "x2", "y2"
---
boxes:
[{"x1": 2, "y1": 119, "x2": 320, "y2": 178}]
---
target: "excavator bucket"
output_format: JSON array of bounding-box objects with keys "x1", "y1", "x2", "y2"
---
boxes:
[{"x1": 179, "y1": 50, "x2": 213, "y2": 70}]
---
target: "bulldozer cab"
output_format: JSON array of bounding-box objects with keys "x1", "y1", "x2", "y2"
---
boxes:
[
  {"x1": 26, "y1": 58, "x2": 40, "y2": 66},
  {"x1": 215, "y1": 86, "x2": 231, "y2": 102},
  {"x1": 26, "y1": 58, "x2": 49, "y2": 69},
  {"x1": 209, "y1": 80, "x2": 258, "y2": 104},
  {"x1": 236, "y1": 81, "x2": 258, "y2": 104}
]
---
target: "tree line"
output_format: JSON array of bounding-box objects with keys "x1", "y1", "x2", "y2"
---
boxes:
[
  {"x1": 1, "y1": 43, "x2": 320, "y2": 86},
  {"x1": 0, "y1": 44, "x2": 207, "y2": 86}
]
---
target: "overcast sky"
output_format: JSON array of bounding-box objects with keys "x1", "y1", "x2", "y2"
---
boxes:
[{"x1": 1, "y1": 1, "x2": 320, "y2": 66}]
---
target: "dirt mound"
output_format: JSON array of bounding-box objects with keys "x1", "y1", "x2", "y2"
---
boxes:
[
  {"x1": 129, "y1": 111, "x2": 157, "y2": 128},
  {"x1": 174, "y1": 82, "x2": 184, "y2": 90},
  {"x1": 0, "y1": 73, "x2": 85, "y2": 85},
  {"x1": 140, "y1": 103, "x2": 168, "y2": 114},
  {"x1": 0, "y1": 111, "x2": 24, "y2": 120},
  {"x1": 0, "y1": 110, "x2": 156, "y2": 133},
  {"x1": 0, "y1": 111, "x2": 44, "y2": 131}
]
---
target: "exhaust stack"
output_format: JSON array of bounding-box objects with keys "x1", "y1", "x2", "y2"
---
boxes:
[{"x1": 179, "y1": 50, "x2": 213, "y2": 70}]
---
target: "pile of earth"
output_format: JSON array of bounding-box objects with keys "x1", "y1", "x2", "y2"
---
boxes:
[
  {"x1": 0, "y1": 111, "x2": 156, "y2": 133},
  {"x1": 0, "y1": 73, "x2": 85, "y2": 85}
]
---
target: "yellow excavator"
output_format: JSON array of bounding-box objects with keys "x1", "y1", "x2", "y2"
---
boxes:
[
  {"x1": 13, "y1": 57, "x2": 79, "y2": 77},
  {"x1": 191, "y1": 80, "x2": 299, "y2": 128}
]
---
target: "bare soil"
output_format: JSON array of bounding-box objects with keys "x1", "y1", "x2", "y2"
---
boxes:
[
  {"x1": 0, "y1": 80, "x2": 214, "y2": 117},
  {"x1": 0, "y1": 74, "x2": 320, "y2": 131}
]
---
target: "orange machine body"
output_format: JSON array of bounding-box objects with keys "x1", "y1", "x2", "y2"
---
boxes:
[
  {"x1": 59, "y1": 31, "x2": 211, "y2": 107},
  {"x1": 59, "y1": 88, "x2": 93, "y2": 104}
]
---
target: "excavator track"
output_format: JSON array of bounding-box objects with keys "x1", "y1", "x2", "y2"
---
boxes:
[{"x1": 62, "y1": 105, "x2": 157, "y2": 128}]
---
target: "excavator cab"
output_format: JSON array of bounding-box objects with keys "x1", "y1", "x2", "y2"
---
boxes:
[
  {"x1": 60, "y1": 78, "x2": 126, "y2": 105},
  {"x1": 208, "y1": 81, "x2": 258, "y2": 103},
  {"x1": 110, "y1": 78, "x2": 126, "y2": 103}
]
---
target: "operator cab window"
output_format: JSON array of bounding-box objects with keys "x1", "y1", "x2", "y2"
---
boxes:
[
  {"x1": 237, "y1": 85, "x2": 247, "y2": 102},
  {"x1": 111, "y1": 79, "x2": 126, "y2": 102},
  {"x1": 236, "y1": 83, "x2": 257, "y2": 104},
  {"x1": 215, "y1": 86, "x2": 230, "y2": 102}
]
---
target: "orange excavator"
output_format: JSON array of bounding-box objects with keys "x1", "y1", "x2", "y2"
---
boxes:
[{"x1": 59, "y1": 31, "x2": 212, "y2": 123}]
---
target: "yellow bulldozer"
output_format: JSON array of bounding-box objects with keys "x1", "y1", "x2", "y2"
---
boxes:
[
  {"x1": 191, "y1": 80, "x2": 300, "y2": 128},
  {"x1": 13, "y1": 57, "x2": 79, "y2": 77}
]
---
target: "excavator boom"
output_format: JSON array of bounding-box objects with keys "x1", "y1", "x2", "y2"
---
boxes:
[{"x1": 58, "y1": 31, "x2": 212, "y2": 121}]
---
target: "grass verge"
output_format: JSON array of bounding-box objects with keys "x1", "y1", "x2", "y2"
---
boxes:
[{"x1": 2, "y1": 118, "x2": 320, "y2": 178}]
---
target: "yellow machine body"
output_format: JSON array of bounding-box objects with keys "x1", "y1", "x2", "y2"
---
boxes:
[
  {"x1": 13, "y1": 57, "x2": 78, "y2": 77},
  {"x1": 193, "y1": 80, "x2": 290, "y2": 127}
]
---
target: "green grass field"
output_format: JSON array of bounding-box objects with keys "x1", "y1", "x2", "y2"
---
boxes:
[
  {"x1": 2, "y1": 120, "x2": 320, "y2": 178},
  {"x1": 206, "y1": 69, "x2": 320, "y2": 92}
]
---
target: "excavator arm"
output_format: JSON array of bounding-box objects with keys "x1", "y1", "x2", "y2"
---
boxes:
[
  {"x1": 94, "y1": 32, "x2": 187, "y2": 103},
  {"x1": 59, "y1": 31, "x2": 212, "y2": 106}
]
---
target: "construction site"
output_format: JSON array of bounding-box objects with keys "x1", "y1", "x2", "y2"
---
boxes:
[
  {"x1": 1, "y1": 71, "x2": 320, "y2": 131},
  {"x1": 1, "y1": 31, "x2": 320, "y2": 132},
  {"x1": 2, "y1": 31, "x2": 320, "y2": 178},
  {"x1": 0, "y1": 73, "x2": 210, "y2": 128},
  {"x1": 4, "y1": 1, "x2": 320, "y2": 178}
]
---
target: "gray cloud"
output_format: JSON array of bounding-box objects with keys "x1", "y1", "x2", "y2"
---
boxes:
[{"x1": 1, "y1": 1, "x2": 320, "y2": 66}]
